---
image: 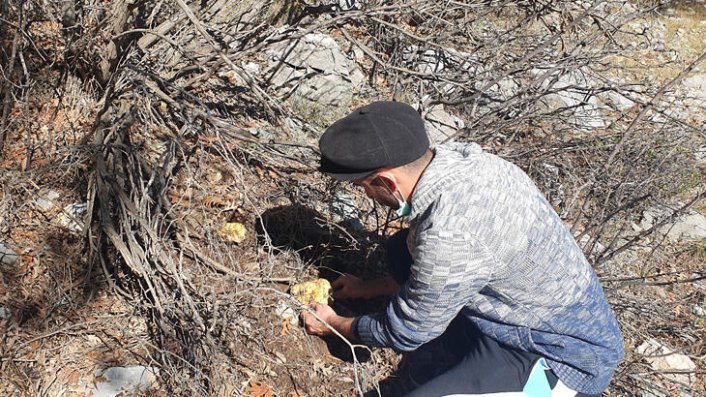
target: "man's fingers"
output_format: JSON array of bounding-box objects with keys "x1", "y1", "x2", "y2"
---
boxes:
[
  {"x1": 302, "y1": 307, "x2": 328, "y2": 336},
  {"x1": 331, "y1": 274, "x2": 348, "y2": 289},
  {"x1": 333, "y1": 286, "x2": 352, "y2": 299}
]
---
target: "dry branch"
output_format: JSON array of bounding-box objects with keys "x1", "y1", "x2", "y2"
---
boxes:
[{"x1": 2, "y1": 1, "x2": 703, "y2": 396}]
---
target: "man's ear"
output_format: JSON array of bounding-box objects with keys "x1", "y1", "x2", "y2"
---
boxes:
[{"x1": 375, "y1": 171, "x2": 398, "y2": 192}]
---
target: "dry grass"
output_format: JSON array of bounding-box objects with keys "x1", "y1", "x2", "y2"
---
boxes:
[
  {"x1": 0, "y1": 1, "x2": 704, "y2": 396},
  {"x1": 607, "y1": 2, "x2": 706, "y2": 82}
]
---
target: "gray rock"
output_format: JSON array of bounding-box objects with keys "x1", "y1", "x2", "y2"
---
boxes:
[
  {"x1": 330, "y1": 192, "x2": 363, "y2": 232},
  {"x1": 404, "y1": 46, "x2": 476, "y2": 76},
  {"x1": 599, "y1": 238, "x2": 644, "y2": 274},
  {"x1": 642, "y1": 205, "x2": 706, "y2": 242},
  {"x1": 667, "y1": 50, "x2": 680, "y2": 62},
  {"x1": 601, "y1": 91, "x2": 636, "y2": 111},
  {"x1": 300, "y1": 0, "x2": 362, "y2": 9},
  {"x1": 57, "y1": 203, "x2": 87, "y2": 234},
  {"x1": 403, "y1": 46, "x2": 486, "y2": 100},
  {"x1": 266, "y1": 32, "x2": 353, "y2": 125},
  {"x1": 695, "y1": 147, "x2": 706, "y2": 163},
  {"x1": 34, "y1": 190, "x2": 61, "y2": 212},
  {"x1": 578, "y1": 234, "x2": 606, "y2": 262},
  {"x1": 87, "y1": 366, "x2": 159, "y2": 397},
  {"x1": 0, "y1": 305, "x2": 9, "y2": 320},
  {"x1": 349, "y1": 66, "x2": 366, "y2": 89},
  {"x1": 0, "y1": 242, "x2": 19, "y2": 266},
  {"x1": 349, "y1": 45, "x2": 365, "y2": 62},
  {"x1": 593, "y1": 1, "x2": 637, "y2": 25},
  {"x1": 275, "y1": 300, "x2": 298, "y2": 326},
  {"x1": 242, "y1": 61, "x2": 261, "y2": 76},
  {"x1": 534, "y1": 69, "x2": 609, "y2": 130},
  {"x1": 488, "y1": 77, "x2": 521, "y2": 102},
  {"x1": 401, "y1": 45, "x2": 523, "y2": 114},
  {"x1": 681, "y1": 74, "x2": 706, "y2": 116},
  {"x1": 622, "y1": 0, "x2": 637, "y2": 15},
  {"x1": 423, "y1": 103, "x2": 465, "y2": 144},
  {"x1": 682, "y1": 74, "x2": 706, "y2": 97},
  {"x1": 636, "y1": 339, "x2": 696, "y2": 397},
  {"x1": 653, "y1": 40, "x2": 666, "y2": 52}
]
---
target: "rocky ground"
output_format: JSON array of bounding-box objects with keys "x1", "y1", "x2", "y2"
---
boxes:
[{"x1": 0, "y1": 1, "x2": 704, "y2": 396}]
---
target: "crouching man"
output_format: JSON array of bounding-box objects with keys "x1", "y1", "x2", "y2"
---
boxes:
[{"x1": 303, "y1": 101, "x2": 624, "y2": 397}]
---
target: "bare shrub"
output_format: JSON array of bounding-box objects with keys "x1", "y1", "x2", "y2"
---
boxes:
[{"x1": 0, "y1": 0, "x2": 703, "y2": 395}]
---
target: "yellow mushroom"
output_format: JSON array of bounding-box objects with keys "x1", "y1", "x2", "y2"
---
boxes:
[{"x1": 291, "y1": 278, "x2": 332, "y2": 305}]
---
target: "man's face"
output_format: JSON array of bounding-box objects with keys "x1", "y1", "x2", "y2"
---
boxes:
[{"x1": 352, "y1": 173, "x2": 399, "y2": 209}]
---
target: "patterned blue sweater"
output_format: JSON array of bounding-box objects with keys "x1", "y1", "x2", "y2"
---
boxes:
[{"x1": 354, "y1": 142, "x2": 624, "y2": 394}]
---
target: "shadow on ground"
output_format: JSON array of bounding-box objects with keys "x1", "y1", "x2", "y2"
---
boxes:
[
  {"x1": 257, "y1": 204, "x2": 391, "y2": 362},
  {"x1": 256, "y1": 204, "x2": 390, "y2": 284}
]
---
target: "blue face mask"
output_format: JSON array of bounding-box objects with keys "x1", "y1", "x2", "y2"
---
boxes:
[
  {"x1": 393, "y1": 190, "x2": 411, "y2": 217},
  {"x1": 378, "y1": 177, "x2": 411, "y2": 218}
]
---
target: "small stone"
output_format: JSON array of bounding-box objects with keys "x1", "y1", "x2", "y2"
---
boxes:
[
  {"x1": 695, "y1": 147, "x2": 706, "y2": 163},
  {"x1": 622, "y1": 1, "x2": 637, "y2": 14},
  {"x1": 350, "y1": 45, "x2": 365, "y2": 61},
  {"x1": 242, "y1": 61, "x2": 261, "y2": 76},
  {"x1": 0, "y1": 305, "x2": 10, "y2": 319},
  {"x1": 692, "y1": 305, "x2": 705, "y2": 317},
  {"x1": 34, "y1": 190, "x2": 61, "y2": 212},
  {"x1": 578, "y1": 234, "x2": 606, "y2": 259},
  {"x1": 272, "y1": 196, "x2": 291, "y2": 207},
  {"x1": 330, "y1": 192, "x2": 363, "y2": 232},
  {"x1": 0, "y1": 242, "x2": 19, "y2": 266},
  {"x1": 683, "y1": 74, "x2": 706, "y2": 92},
  {"x1": 532, "y1": 69, "x2": 609, "y2": 130},
  {"x1": 349, "y1": 66, "x2": 366, "y2": 89},
  {"x1": 284, "y1": 117, "x2": 304, "y2": 134},
  {"x1": 57, "y1": 203, "x2": 87, "y2": 233},
  {"x1": 667, "y1": 50, "x2": 679, "y2": 62},
  {"x1": 275, "y1": 300, "x2": 298, "y2": 326},
  {"x1": 87, "y1": 366, "x2": 159, "y2": 397}
]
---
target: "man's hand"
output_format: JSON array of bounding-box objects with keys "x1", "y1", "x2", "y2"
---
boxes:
[
  {"x1": 332, "y1": 273, "x2": 368, "y2": 299},
  {"x1": 302, "y1": 303, "x2": 337, "y2": 336},
  {"x1": 332, "y1": 274, "x2": 401, "y2": 300},
  {"x1": 302, "y1": 303, "x2": 355, "y2": 340}
]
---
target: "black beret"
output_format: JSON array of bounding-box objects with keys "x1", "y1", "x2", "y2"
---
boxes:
[{"x1": 319, "y1": 101, "x2": 430, "y2": 180}]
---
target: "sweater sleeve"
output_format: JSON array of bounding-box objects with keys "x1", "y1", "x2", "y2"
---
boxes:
[{"x1": 355, "y1": 216, "x2": 495, "y2": 351}]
